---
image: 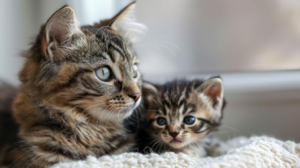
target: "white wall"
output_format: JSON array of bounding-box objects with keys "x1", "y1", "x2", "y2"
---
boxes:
[{"x1": 135, "y1": 0, "x2": 300, "y2": 78}]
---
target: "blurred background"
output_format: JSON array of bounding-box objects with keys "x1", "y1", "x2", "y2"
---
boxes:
[{"x1": 0, "y1": 0, "x2": 299, "y2": 141}]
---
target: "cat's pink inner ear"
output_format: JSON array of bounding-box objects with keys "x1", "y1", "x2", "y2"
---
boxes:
[
  {"x1": 197, "y1": 78, "x2": 223, "y2": 107},
  {"x1": 206, "y1": 82, "x2": 222, "y2": 100},
  {"x1": 42, "y1": 6, "x2": 82, "y2": 60}
]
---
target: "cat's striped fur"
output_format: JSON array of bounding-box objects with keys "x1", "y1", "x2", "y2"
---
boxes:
[
  {"x1": 0, "y1": 3, "x2": 144, "y2": 168},
  {"x1": 136, "y1": 78, "x2": 226, "y2": 157}
]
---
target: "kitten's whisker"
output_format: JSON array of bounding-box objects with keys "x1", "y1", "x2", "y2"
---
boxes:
[{"x1": 219, "y1": 124, "x2": 239, "y2": 132}]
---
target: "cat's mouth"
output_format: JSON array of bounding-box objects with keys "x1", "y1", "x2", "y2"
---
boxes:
[
  {"x1": 168, "y1": 138, "x2": 185, "y2": 149},
  {"x1": 169, "y1": 139, "x2": 182, "y2": 144}
]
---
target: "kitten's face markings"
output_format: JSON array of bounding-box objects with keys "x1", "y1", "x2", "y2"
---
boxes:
[
  {"x1": 143, "y1": 79, "x2": 224, "y2": 150},
  {"x1": 153, "y1": 104, "x2": 211, "y2": 149}
]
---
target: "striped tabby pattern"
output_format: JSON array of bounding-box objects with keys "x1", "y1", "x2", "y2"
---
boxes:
[
  {"x1": 0, "y1": 3, "x2": 144, "y2": 168},
  {"x1": 136, "y1": 78, "x2": 226, "y2": 157}
]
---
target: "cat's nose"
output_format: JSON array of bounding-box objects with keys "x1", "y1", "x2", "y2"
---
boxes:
[
  {"x1": 124, "y1": 84, "x2": 141, "y2": 102},
  {"x1": 169, "y1": 130, "x2": 179, "y2": 138},
  {"x1": 128, "y1": 92, "x2": 141, "y2": 102}
]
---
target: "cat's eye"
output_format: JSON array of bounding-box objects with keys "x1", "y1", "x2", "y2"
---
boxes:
[
  {"x1": 132, "y1": 65, "x2": 138, "y2": 78},
  {"x1": 156, "y1": 117, "x2": 167, "y2": 126},
  {"x1": 96, "y1": 67, "x2": 111, "y2": 81},
  {"x1": 183, "y1": 116, "x2": 196, "y2": 125}
]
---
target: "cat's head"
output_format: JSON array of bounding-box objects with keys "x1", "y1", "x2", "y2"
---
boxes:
[
  {"x1": 17, "y1": 3, "x2": 146, "y2": 123},
  {"x1": 142, "y1": 78, "x2": 225, "y2": 149}
]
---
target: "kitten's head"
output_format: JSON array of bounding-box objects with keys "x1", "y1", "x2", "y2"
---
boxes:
[
  {"x1": 16, "y1": 3, "x2": 146, "y2": 123},
  {"x1": 142, "y1": 78, "x2": 225, "y2": 149}
]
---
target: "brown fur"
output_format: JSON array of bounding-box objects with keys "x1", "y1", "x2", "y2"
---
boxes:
[{"x1": 0, "y1": 3, "x2": 143, "y2": 168}]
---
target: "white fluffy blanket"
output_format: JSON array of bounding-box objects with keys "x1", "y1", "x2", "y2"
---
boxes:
[{"x1": 52, "y1": 136, "x2": 300, "y2": 168}]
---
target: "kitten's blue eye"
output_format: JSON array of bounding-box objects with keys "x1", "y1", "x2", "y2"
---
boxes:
[
  {"x1": 96, "y1": 67, "x2": 111, "y2": 81},
  {"x1": 156, "y1": 117, "x2": 167, "y2": 126},
  {"x1": 132, "y1": 65, "x2": 138, "y2": 78},
  {"x1": 183, "y1": 116, "x2": 196, "y2": 125}
]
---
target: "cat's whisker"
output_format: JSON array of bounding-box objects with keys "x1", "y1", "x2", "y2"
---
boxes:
[
  {"x1": 156, "y1": 41, "x2": 182, "y2": 53},
  {"x1": 81, "y1": 102, "x2": 107, "y2": 114},
  {"x1": 146, "y1": 110, "x2": 160, "y2": 112},
  {"x1": 219, "y1": 124, "x2": 239, "y2": 132},
  {"x1": 95, "y1": 26, "x2": 111, "y2": 36},
  {"x1": 100, "y1": 16, "x2": 118, "y2": 39},
  {"x1": 115, "y1": 109, "x2": 131, "y2": 133},
  {"x1": 105, "y1": 109, "x2": 115, "y2": 127},
  {"x1": 96, "y1": 106, "x2": 112, "y2": 124},
  {"x1": 152, "y1": 43, "x2": 177, "y2": 58},
  {"x1": 154, "y1": 140, "x2": 164, "y2": 153}
]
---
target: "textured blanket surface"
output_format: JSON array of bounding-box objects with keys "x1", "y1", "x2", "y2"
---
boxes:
[{"x1": 52, "y1": 136, "x2": 300, "y2": 168}]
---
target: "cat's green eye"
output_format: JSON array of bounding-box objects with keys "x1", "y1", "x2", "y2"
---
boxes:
[
  {"x1": 183, "y1": 116, "x2": 196, "y2": 125},
  {"x1": 156, "y1": 117, "x2": 167, "y2": 126},
  {"x1": 96, "y1": 67, "x2": 111, "y2": 81},
  {"x1": 132, "y1": 65, "x2": 138, "y2": 78}
]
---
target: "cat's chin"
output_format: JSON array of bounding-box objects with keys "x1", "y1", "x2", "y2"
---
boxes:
[{"x1": 122, "y1": 97, "x2": 142, "y2": 118}]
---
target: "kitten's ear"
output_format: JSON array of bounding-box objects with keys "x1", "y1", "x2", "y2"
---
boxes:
[
  {"x1": 110, "y1": 2, "x2": 146, "y2": 42},
  {"x1": 196, "y1": 77, "x2": 224, "y2": 109},
  {"x1": 41, "y1": 6, "x2": 85, "y2": 61},
  {"x1": 142, "y1": 82, "x2": 160, "y2": 107}
]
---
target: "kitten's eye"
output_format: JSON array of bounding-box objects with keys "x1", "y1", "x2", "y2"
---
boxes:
[
  {"x1": 156, "y1": 117, "x2": 167, "y2": 126},
  {"x1": 132, "y1": 65, "x2": 138, "y2": 78},
  {"x1": 183, "y1": 116, "x2": 196, "y2": 125},
  {"x1": 96, "y1": 67, "x2": 111, "y2": 81}
]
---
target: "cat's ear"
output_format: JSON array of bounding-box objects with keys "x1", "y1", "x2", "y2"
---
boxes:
[
  {"x1": 110, "y1": 2, "x2": 146, "y2": 42},
  {"x1": 41, "y1": 6, "x2": 85, "y2": 61},
  {"x1": 196, "y1": 77, "x2": 224, "y2": 110}
]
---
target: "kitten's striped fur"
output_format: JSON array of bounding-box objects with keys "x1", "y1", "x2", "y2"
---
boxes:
[
  {"x1": 136, "y1": 78, "x2": 225, "y2": 157},
  {"x1": 0, "y1": 3, "x2": 144, "y2": 168}
]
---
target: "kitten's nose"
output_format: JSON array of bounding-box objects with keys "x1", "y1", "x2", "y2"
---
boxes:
[{"x1": 169, "y1": 130, "x2": 179, "y2": 138}]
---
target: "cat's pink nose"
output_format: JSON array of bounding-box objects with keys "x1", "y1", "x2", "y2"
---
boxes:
[
  {"x1": 124, "y1": 84, "x2": 141, "y2": 102},
  {"x1": 129, "y1": 92, "x2": 141, "y2": 102},
  {"x1": 169, "y1": 131, "x2": 179, "y2": 138}
]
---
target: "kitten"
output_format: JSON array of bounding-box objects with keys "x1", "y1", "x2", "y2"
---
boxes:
[
  {"x1": 0, "y1": 3, "x2": 145, "y2": 168},
  {"x1": 136, "y1": 78, "x2": 225, "y2": 157}
]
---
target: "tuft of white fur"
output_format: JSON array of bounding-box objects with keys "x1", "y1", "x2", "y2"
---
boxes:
[{"x1": 111, "y1": 4, "x2": 147, "y2": 43}]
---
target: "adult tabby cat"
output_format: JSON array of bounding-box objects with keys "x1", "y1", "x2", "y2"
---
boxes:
[
  {"x1": 136, "y1": 78, "x2": 226, "y2": 157},
  {"x1": 0, "y1": 3, "x2": 145, "y2": 168}
]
